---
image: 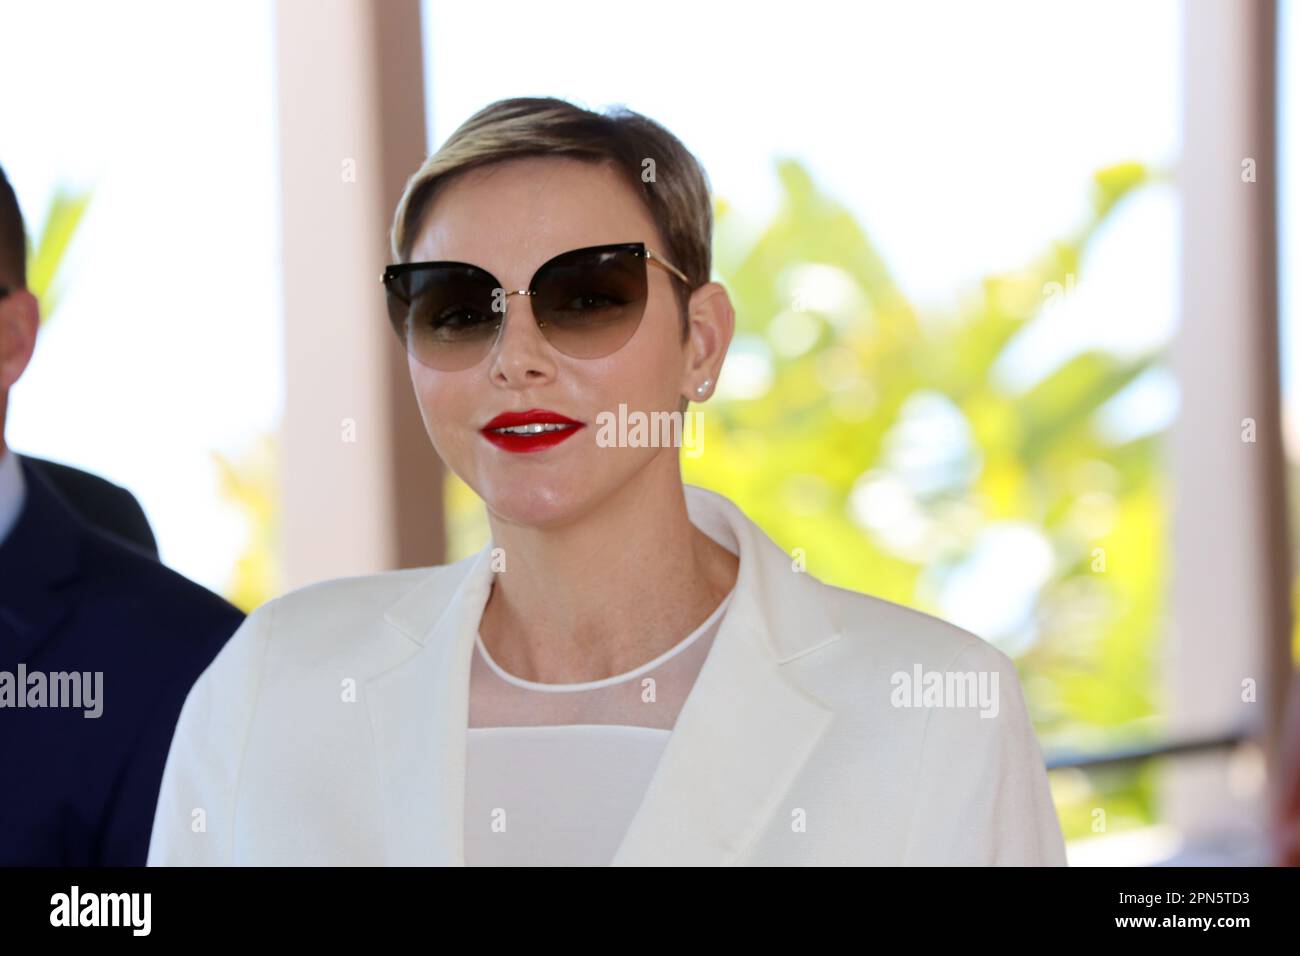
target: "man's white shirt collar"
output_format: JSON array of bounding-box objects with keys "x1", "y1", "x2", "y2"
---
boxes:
[{"x1": 0, "y1": 446, "x2": 26, "y2": 548}]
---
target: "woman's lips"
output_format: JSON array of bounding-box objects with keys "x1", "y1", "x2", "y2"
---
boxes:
[
  {"x1": 481, "y1": 425, "x2": 583, "y2": 453},
  {"x1": 480, "y1": 408, "x2": 585, "y2": 454}
]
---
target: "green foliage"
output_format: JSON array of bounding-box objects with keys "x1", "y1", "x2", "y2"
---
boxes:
[
  {"x1": 27, "y1": 187, "x2": 92, "y2": 323},
  {"x1": 212, "y1": 434, "x2": 281, "y2": 614}
]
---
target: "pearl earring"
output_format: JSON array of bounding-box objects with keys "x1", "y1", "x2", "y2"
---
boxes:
[{"x1": 696, "y1": 378, "x2": 712, "y2": 396}]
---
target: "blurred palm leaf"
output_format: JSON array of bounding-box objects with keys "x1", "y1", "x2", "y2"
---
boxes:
[
  {"x1": 28, "y1": 187, "x2": 92, "y2": 322},
  {"x1": 211, "y1": 433, "x2": 280, "y2": 613}
]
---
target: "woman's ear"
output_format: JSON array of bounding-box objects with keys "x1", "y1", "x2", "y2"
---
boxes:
[{"x1": 679, "y1": 282, "x2": 734, "y2": 405}]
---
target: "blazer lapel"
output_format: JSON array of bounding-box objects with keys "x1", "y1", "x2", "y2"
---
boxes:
[
  {"x1": 610, "y1": 487, "x2": 841, "y2": 865},
  {"x1": 366, "y1": 544, "x2": 494, "y2": 866},
  {"x1": 364, "y1": 484, "x2": 842, "y2": 867},
  {"x1": 608, "y1": 594, "x2": 836, "y2": 865}
]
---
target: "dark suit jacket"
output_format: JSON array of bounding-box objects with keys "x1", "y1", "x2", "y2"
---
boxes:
[
  {"x1": 19, "y1": 455, "x2": 159, "y2": 559},
  {"x1": 0, "y1": 455, "x2": 246, "y2": 865}
]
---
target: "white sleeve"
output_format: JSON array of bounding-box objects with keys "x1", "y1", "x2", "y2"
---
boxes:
[
  {"x1": 900, "y1": 640, "x2": 1067, "y2": 866},
  {"x1": 146, "y1": 599, "x2": 277, "y2": 866}
]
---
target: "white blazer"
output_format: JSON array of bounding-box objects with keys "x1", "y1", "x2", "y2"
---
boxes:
[{"x1": 147, "y1": 484, "x2": 1067, "y2": 866}]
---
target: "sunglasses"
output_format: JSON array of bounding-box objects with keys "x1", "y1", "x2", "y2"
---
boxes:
[{"x1": 381, "y1": 241, "x2": 690, "y2": 372}]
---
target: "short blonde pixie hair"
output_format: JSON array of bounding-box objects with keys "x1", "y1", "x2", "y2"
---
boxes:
[{"x1": 389, "y1": 96, "x2": 714, "y2": 343}]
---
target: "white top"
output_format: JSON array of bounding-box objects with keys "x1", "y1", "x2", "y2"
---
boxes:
[
  {"x1": 464, "y1": 586, "x2": 735, "y2": 866},
  {"x1": 0, "y1": 446, "x2": 26, "y2": 548}
]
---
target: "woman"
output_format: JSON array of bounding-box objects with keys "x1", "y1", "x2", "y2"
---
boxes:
[{"x1": 147, "y1": 97, "x2": 1066, "y2": 866}]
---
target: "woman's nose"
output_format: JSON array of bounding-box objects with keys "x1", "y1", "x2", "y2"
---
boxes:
[{"x1": 488, "y1": 291, "x2": 557, "y2": 383}]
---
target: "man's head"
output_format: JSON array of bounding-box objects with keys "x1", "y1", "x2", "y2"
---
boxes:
[{"x1": 0, "y1": 164, "x2": 39, "y2": 454}]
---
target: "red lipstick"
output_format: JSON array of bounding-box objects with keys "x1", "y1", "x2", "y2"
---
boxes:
[{"x1": 480, "y1": 408, "x2": 585, "y2": 454}]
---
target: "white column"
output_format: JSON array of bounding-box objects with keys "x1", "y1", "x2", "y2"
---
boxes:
[
  {"x1": 275, "y1": 0, "x2": 444, "y2": 588},
  {"x1": 1166, "y1": 0, "x2": 1289, "y2": 855}
]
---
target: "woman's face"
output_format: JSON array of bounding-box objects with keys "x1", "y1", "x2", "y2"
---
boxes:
[{"x1": 405, "y1": 156, "x2": 702, "y2": 529}]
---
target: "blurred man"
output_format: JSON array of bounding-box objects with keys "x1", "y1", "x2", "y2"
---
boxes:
[{"x1": 0, "y1": 162, "x2": 245, "y2": 865}]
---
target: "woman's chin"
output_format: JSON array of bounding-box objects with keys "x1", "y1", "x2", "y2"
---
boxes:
[{"x1": 478, "y1": 478, "x2": 590, "y2": 530}]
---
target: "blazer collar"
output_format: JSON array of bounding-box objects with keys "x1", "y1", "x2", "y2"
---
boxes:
[{"x1": 367, "y1": 484, "x2": 842, "y2": 865}]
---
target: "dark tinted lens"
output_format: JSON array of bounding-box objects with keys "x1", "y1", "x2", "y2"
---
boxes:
[
  {"x1": 531, "y1": 246, "x2": 648, "y2": 359},
  {"x1": 385, "y1": 265, "x2": 501, "y2": 370}
]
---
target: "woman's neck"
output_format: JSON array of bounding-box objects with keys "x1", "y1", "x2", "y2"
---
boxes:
[{"x1": 477, "y1": 466, "x2": 739, "y2": 685}]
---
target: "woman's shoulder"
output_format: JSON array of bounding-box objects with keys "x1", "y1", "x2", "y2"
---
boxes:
[
  {"x1": 811, "y1": 577, "x2": 1011, "y2": 675},
  {"x1": 268, "y1": 563, "x2": 452, "y2": 620},
  {"x1": 206, "y1": 556, "x2": 478, "y2": 678},
  {"x1": 787, "y1": 579, "x2": 1046, "y2": 777},
  {"x1": 781, "y1": 576, "x2": 1035, "y2": 723}
]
